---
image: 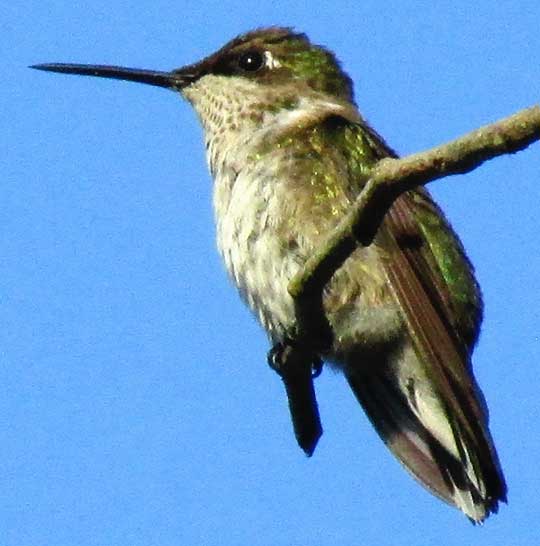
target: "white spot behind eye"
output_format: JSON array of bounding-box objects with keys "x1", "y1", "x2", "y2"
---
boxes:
[{"x1": 264, "y1": 51, "x2": 281, "y2": 69}]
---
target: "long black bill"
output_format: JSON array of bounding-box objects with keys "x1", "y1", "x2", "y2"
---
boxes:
[{"x1": 30, "y1": 63, "x2": 194, "y2": 89}]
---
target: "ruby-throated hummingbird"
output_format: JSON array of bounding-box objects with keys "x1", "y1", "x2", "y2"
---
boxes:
[{"x1": 32, "y1": 27, "x2": 507, "y2": 522}]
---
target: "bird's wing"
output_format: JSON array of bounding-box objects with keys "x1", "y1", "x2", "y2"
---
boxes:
[{"x1": 345, "y1": 120, "x2": 506, "y2": 520}]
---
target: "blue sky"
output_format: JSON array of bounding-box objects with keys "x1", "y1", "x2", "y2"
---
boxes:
[{"x1": 3, "y1": 2, "x2": 540, "y2": 545}]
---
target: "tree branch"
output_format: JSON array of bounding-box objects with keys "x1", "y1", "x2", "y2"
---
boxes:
[
  {"x1": 274, "y1": 105, "x2": 540, "y2": 455},
  {"x1": 290, "y1": 105, "x2": 540, "y2": 300}
]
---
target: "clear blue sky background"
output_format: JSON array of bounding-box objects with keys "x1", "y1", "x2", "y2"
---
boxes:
[{"x1": 3, "y1": 2, "x2": 539, "y2": 545}]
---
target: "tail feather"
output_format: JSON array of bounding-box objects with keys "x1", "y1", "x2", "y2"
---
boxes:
[{"x1": 346, "y1": 358, "x2": 506, "y2": 522}]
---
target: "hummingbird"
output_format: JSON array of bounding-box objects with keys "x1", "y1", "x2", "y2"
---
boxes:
[{"x1": 32, "y1": 27, "x2": 507, "y2": 522}]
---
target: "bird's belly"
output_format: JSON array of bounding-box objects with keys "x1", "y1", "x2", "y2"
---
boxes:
[{"x1": 213, "y1": 167, "x2": 404, "y2": 361}]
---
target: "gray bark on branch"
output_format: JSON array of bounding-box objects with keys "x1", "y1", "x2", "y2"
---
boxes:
[{"x1": 290, "y1": 105, "x2": 540, "y2": 301}]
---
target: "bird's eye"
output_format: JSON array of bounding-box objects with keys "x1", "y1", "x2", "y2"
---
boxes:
[{"x1": 237, "y1": 51, "x2": 265, "y2": 72}]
